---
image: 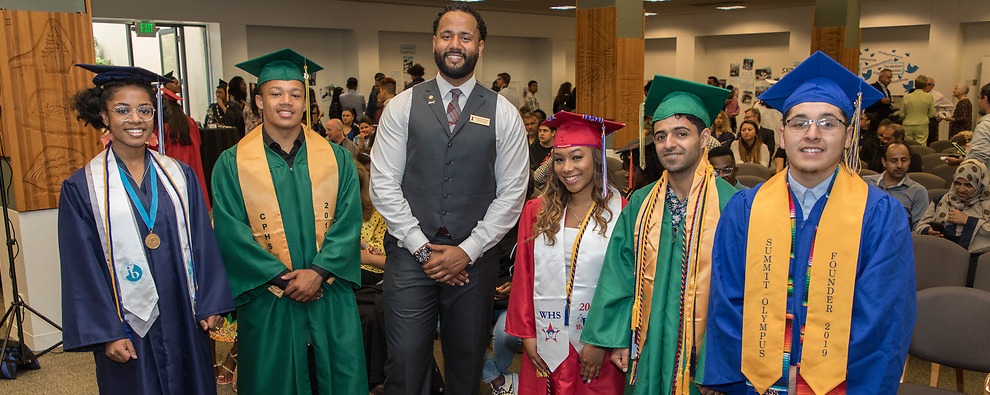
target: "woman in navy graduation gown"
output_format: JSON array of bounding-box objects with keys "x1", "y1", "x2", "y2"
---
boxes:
[{"x1": 59, "y1": 64, "x2": 234, "y2": 394}]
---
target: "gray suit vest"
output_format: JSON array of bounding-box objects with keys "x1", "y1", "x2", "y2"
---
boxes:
[{"x1": 401, "y1": 79, "x2": 498, "y2": 240}]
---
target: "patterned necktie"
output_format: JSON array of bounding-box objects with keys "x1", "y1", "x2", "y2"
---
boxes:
[{"x1": 447, "y1": 88, "x2": 462, "y2": 131}]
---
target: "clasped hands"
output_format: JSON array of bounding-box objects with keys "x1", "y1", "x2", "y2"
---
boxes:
[
  {"x1": 281, "y1": 269, "x2": 325, "y2": 302},
  {"x1": 421, "y1": 243, "x2": 470, "y2": 286}
]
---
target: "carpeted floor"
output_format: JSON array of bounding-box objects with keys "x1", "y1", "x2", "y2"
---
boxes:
[{"x1": 0, "y1": 340, "x2": 986, "y2": 394}]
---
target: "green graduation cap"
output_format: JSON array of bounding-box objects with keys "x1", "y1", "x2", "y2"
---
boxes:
[
  {"x1": 236, "y1": 48, "x2": 323, "y2": 86},
  {"x1": 644, "y1": 74, "x2": 730, "y2": 126}
]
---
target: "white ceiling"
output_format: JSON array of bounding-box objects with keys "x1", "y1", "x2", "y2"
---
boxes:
[{"x1": 353, "y1": 0, "x2": 819, "y2": 17}]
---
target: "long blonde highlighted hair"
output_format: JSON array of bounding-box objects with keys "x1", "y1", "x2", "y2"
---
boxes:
[{"x1": 532, "y1": 147, "x2": 616, "y2": 245}]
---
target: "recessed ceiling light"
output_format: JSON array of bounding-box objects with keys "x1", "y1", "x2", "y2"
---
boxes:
[
  {"x1": 716, "y1": 5, "x2": 747, "y2": 10},
  {"x1": 452, "y1": 0, "x2": 484, "y2": 2},
  {"x1": 644, "y1": 0, "x2": 671, "y2": 2},
  {"x1": 550, "y1": 5, "x2": 577, "y2": 10},
  {"x1": 645, "y1": 12, "x2": 658, "y2": 16}
]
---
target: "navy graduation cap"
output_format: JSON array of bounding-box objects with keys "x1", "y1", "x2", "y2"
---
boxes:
[{"x1": 75, "y1": 64, "x2": 169, "y2": 87}]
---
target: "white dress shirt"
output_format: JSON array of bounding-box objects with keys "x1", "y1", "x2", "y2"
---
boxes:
[{"x1": 369, "y1": 73, "x2": 530, "y2": 262}]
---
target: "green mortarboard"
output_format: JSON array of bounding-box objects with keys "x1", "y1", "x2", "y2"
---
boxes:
[
  {"x1": 644, "y1": 74, "x2": 730, "y2": 126},
  {"x1": 235, "y1": 48, "x2": 323, "y2": 86}
]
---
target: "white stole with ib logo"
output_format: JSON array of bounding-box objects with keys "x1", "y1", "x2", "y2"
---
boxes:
[
  {"x1": 533, "y1": 189, "x2": 620, "y2": 372},
  {"x1": 86, "y1": 149, "x2": 192, "y2": 338}
]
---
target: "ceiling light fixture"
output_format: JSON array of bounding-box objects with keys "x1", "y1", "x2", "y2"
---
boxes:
[
  {"x1": 550, "y1": 5, "x2": 577, "y2": 10},
  {"x1": 716, "y1": 5, "x2": 747, "y2": 10},
  {"x1": 644, "y1": 0, "x2": 671, "y2": 2},
  {"x1": 645, "y1": 12, "x2": 658, "y2": 16},
  {"x1": 452, "y1": 0, "x2": 484, "y2": 2}
]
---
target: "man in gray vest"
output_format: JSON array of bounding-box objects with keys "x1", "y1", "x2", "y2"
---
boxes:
[{"x1": 369, "y1": 4, "x2": 529, "y2": 395}]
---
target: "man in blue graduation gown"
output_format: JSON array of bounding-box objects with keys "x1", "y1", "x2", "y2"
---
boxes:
[{"x1": 702, "y1": 52, "x2": 916, "y2": 395}]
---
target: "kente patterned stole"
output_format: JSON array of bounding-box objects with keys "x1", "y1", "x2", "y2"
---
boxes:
[
  {"x1": 629, "y1": 154, "x2": 721, "y2": 393},
  {"x1": 237, "y1": 125, "x2": 338, "y2": 269},
  {"x1": 742, "y1": 165, "x2": 867, "y2": 395}
]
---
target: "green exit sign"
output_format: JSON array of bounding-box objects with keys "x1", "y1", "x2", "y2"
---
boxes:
[{"x1": 136, "y1": 21, "x2": 156, "y2": 37}]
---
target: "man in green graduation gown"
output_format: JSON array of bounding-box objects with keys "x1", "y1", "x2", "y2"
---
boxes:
[
  {"x1": 580, "y1": 75, "x2": 735, "y2": 395},
  {"x1": 211, "y1": 48, "x2": 367, "y2": 395}
]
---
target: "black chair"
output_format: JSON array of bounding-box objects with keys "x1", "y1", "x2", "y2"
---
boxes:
[
  {"x1": 897, "y1": 287, "x2": 990, "y2": 394},
  {"x1": 908, "y1": 172, "x2": 950, "y2": 190},
  {"x1": 736, "y1": 162, "x2": 774, "y2": 179},
  {"x1": 911, "y1": 235, "x2": 970, "y2": 290},
  {"x1": 921, "y1": 153, "x2": 947, "y2": 173},
  {"x1": 929, "y1": 139, "x2": 953, "y2": 153},
  {"x1": 930, "y1": 164, "x2": 958, "y2": 186},
  {"x1": 736, "y1": 175, "x2": 765, "y2": 188},
  {"x1": 910, "y1": 145, "x2": 937, "y2": 156},
  {"x1": 974, "y1": 253, "x2": 990, "y2": 293}
]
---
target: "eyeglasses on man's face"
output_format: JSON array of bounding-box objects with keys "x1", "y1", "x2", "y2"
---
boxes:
[{"x1": 783, "y1": 117, "x2": 847, "y2": 134}]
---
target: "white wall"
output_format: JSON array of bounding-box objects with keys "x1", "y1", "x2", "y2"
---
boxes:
[
  {"x1": 644, "y1": 38, "x2": 676, "y2": 81},
  {"x1": 90, "y1": 0, "x2": 578, "y2": 110}
]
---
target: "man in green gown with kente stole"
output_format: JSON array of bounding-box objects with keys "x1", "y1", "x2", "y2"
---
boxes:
[
  {"x1": 580, "y1": 75, "x2": 735, "y2": 395},
  {"x1": 212, "y1": 48, "x2": 366, "y2": 395}
]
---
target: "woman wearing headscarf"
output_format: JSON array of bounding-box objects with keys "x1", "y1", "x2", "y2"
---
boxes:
[{"x1": 916, "y1": 159, "x2": 990, "y2": 254}]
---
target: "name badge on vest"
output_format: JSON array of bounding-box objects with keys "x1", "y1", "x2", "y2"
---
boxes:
[{"x1": 469, "y1": 114, "x2": 490, "y2": 127}]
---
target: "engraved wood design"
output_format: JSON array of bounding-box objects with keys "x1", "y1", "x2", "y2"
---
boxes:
[
  {"x1": 576, "y1": 7, "x2": 645, "y2": 148},
  {"x1": 811, "y1": 26, "x2": 860, "y2": 74},
  {"x1": 0, "y1": 5, "x2": 97, "y2": 211}
]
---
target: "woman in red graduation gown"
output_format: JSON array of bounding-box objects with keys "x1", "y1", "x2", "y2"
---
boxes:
[{"x1": 506, "y1": 111, "x2": 626, "y2": 394}]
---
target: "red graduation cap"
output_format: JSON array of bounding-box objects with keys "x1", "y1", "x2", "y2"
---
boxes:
[{"x1": 543, "y1": 111, "x2": 625, "y2": 150}]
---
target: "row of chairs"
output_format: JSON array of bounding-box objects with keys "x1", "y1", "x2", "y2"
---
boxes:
[{"x1": 901, "y1": 235, "x2": 990, "y2": 394}]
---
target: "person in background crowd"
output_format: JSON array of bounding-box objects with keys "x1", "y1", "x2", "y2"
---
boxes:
[
  {"x1": 864, "y1": 142, "x2": 929, "y2": 228},
  {"x1": 342, "y1": 76, "x2": 368, "y2": 117},
  {"x1": 897, "y1": 74, "x2": 936, "y2": 144},
  {"x1": 326, "y1": 118, "x2": 359, "y2": 158},
  {"x1": 724, "y1": 85, "x2": 740, "y2": 132},
  {"x1": 866, "y1": 68, "x2": 895, "y2": 122},
  {"x1": 709, "y1": 145, "x2": 749, "y2": 191},
  {"x1": 204, "y1": 79, "x2": 228, "y2": 126},
  {"x1": 553, "y1": 82, "x2": 574, "y2": 114},
  {"x1": 161, "y1": 88, "x2": 209, "y2": 209},
  {"x1": 711, "y1": 110, "x2": 734, "y2": 146},
  {"x1": 62, "y1": 64, "x2": 233, "y2": 394},
  {"x1": 406, "y1": 63, "x2": 426, "y2": 91},
  {"x1": 496, "y1": 72, "x2": 524, "y2": 109},
  {"x1": 524, "y1": 80, "x2": 541, "y2": 111},
  {"x1": 355, "y1": 115, "x2": 376, "y2": 154},
  {"x1": 742, "y1": 107, "x2": 777, "y2": 155},
  {"x1": 327, "y1": 86, "x2": 344, "y2": 121},
  {"x1": 730, "y1": 120, "x2": 771, "y2": 167},
  {"x1": 916, "y1": 159, "x2": 990, "y2": 256},
  {"x1": 945, "y1": 82, "x2": 973, "y2": 140},
  {"x1": 342, "y1": 107, "x2": 360, "y2": 140},
  {"x1": 244, "y1": 84, "x2": 263, "y2": 132},
  {"x1": 960, "y1": 83, "x2": 990, "y2": 168},
  {"x1": 366, "y1": 72, "x2": 385, "y2": 119},
  {"x1": 223, "y1": 76, "x2": 248, "y2": 135}
]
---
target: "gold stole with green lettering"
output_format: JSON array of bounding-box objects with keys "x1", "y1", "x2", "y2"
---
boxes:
[
  {"x1": 741, "y1": 165, "x2": 866, "y2": 395},
  {"x1": 236, "y1": 125, "x2": 338, "y2": 270}
]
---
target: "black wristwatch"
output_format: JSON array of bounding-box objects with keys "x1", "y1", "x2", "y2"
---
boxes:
[{"x1": 413, "y1": 245, "x2": 432, "y2": 264}]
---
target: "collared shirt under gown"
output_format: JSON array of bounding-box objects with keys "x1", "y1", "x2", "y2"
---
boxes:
[
  {"x1": 58, "y1": 152, "x2": 234, "y2": 395},
  {"x1": 579, "y1": 178, "x2": 737, "y2": 395},
  {"x1": 702, "y1": 182, "x2": 916, "y2": 394}
]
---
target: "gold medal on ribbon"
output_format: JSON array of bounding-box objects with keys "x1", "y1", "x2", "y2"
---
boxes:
[{"x1": 145, "y1": 232, "x2": 161, "y2": 250}]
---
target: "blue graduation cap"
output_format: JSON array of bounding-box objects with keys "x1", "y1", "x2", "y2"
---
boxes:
[
  {"x1": 75, "y1": 64, "x2": 169, "y2": 87},
  {"x1": 758, "y1": 51, "x2": 883, "y2": 121}
]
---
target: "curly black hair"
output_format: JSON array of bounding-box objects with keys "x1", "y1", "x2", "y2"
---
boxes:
[
  {"x1": 71, "y1": 79, "x2": 156, "y2": 130},
  {"x1": 432, "y1": 3, "x2": 486, "y2": 41}
]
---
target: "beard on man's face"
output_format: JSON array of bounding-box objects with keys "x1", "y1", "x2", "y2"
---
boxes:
[{"x1": 434, "y1": 49, "x2": 478, "y2": 80}]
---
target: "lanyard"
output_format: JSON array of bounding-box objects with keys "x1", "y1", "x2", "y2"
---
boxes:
[{"x1": 118, "y1": 160, "x2": 158, "y2": 233}]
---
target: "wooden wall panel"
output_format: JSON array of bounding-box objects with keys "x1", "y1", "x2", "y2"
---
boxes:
[
  {"x1": 811, "y1": 26, "x2": 860, "y2": 73},
  {"x1": 0, "y1": 8, "x2": 97, "y2": 211},
  {"x1": 575, "y1": 6, "x2": 644, "y2": 148}
]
